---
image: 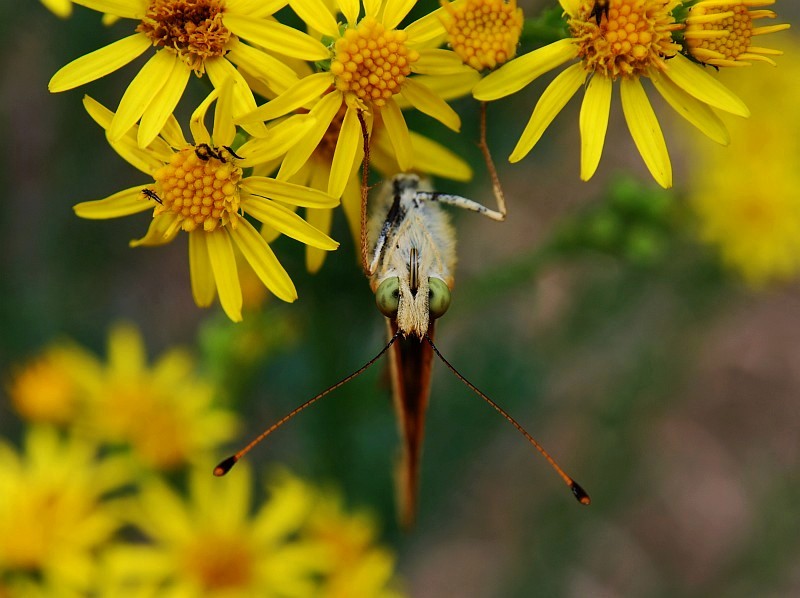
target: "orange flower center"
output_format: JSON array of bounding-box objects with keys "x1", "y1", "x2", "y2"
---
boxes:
[
  {"x1": 330, "y1": 16, "x2": 419, "y2": 108},
  {"x1": 570, "y1": 0, "x2": 682, "y2": 78},
  {"x1": 182, "y1": 534, "x2": 255, "y2": 590},
  {"x1": 684, "y1": 3, "x2": 754, "y2": 65},
  {"x1": 137, "y1": 0, "x2": 231, "y2": 73},
  {"x1": 150, "y1": 145, "x2": 242, "y2": 233},
  {"x1": 441, "y1": 0, "x2": 524, "y2": 71}
]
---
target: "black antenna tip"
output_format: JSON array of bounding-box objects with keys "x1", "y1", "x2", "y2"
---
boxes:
[
  {"x1": 213, "y1": 455, "x2": 238, "y2": 477},
  {"x1": 571, "y1": 481, "x2": 591, "y2": 505}
]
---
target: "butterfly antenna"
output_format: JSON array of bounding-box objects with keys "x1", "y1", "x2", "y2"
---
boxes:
[
  {"x1": 214, "y1": 331, "x2": 401, "y2": 477},
  {"x1": 424, "y1": 334, "x2": 590, "y2": 505}
]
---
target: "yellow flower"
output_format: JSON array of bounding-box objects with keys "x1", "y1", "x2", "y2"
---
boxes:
[
  {"x1": 101, "y1": 465, "x2": 402, "y2": 597},
  {"x1": 474, "y1": 0, "x2": 752, "y2": 188},
  {"x1": 40, "y1": 0, "x2": 73, "y2": 17},
  {"x1": 688, "y1": 35, "x2": 800, "y2": 286},
  {"x1": 73, "y1": 86, "x2": 339, "y2": 321},
  {"x1": 70, "y1": 323, "x2": 239, "y2": 471},
  {"x1": 0, "y1": 427, "x2": 129, "y2": 593},
  {"x1": 249, "y1": 92, "x2": 473, "y2": 272},
  {"x1": 49, "y1": 0, "x2": 326, "y2": 147},
  {"x1": 6, "y1": 344, "x2": 94, "y2": 425},
  {"x1": 684, "y1": 0, "x2": 790, "y2": 68},
  {"x1": 238, "y1": 0, "x2": 471, "y2": 198}
]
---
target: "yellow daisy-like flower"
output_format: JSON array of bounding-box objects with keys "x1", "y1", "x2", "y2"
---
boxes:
[
  {"x1": 48, "y1": 0, "x2": 328, "y2": 147},
  {"x1": 689, "y1": 36, "x2": 800, "y2": 286},
  {"x1": 40, "y1": 0, "x2": 73, "y2": 17},
  {"x1": 0, "y1": 427, "x2": 129, "y2": 593},
  {"x1": 474, "y1": 0, "x2": 752, "y2": 188},
  {"x1": 684, "y1": 0, "x2": 790, "y2": 68},
  {"x1": 69, "y1": 323, "x2": 239, "y2": 471},
  {"x1": 238, "y1": 0, "x2": 471, "y2": 198},
  {"x1": 101, "y1": 466, "x2": 402, "y2": 597},
  {"x1": 250, "y1": 91, "x2": 473, "y2": 272},
  {"x1": 74, "y1": 85, "x2": 339, "y2": 322}
]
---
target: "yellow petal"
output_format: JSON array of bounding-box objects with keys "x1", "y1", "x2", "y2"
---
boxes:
[
  {"x1": 129, "y1": 213, "x2": 180, "y2": 247},
  {"x1": 328, "y1": 105, "x2": 363, "y2": 198},
  {"x1": 399, "y1": 78, "x2": 460, "y2": 131},
  {"x1": 237, "y1": 73, "x2": 334, "y2": 124},
  {"x1": 394, "y1": 71, "x2": 481, "y2": 107},
  {"x1": 413, "y1": 49, "x2": 475, "y2": 76},
  {"x1": 662, "y1": 54, "x2": 749, "y2": 117},
  {"x1": 41, "y1": 0, "x2": 72, "y2": 18},
  {"x1": 49, "y1": 34, "x2": 150, "y2": 92},
  {"x1": 289, "y1": 0, "x2": 339, "y2": 37},
  {"x1": 473, "y1": 39, "x2": 578, "y2": 101},
  {"x1": 410, "y1": 132, "x2": 472, "y2": 182},
  {"x1": 160, "y1": 115, "x2": 188, "y2": 149},
  {"x1": 107, "y1": 322, "x2": 146, "y2": 374},
  {"x1": 190, "y1": 87, "x2": 219, "y2": 146},
  {"x1": 241, "y1": 177, "x2": 340, "y2": 208},
  {"x1": 339, "y1": 0, "x2": 360, "y2": 24},
  {"x1": 558, "y1": 0, "x2": 579, "y2": 17},
  {"x1": 83, "y1": 96, "x2": 165, "y2": 173},
  {"x1": 620, "y1": 77, "x2": 672, "y2": 189},
  {"x1": 226, "y1": 39, "x2": 299, "y2": 96},
  {"x1": 381, "y1": 97, "x2": 413, "y2": 171},
  {"x1": 651, "y1": 70, "x2": 729, "y2": 146},
  {"x1": 404, "y1": 5, "x2": 448, "y2": 47},
  {"x1": 205, "y1": 57, "x2": 267, "y2": 139},
  {"x1": 74, "y1": 186, "x2": 154, "y2": 219},
  {"x1": 226, "y1": 0, "x2": 287, "y2": 17},
  {"x1": 108, "y1": 51, "x2": 177, "y2": 143},
  {"x1": 137, "y1": 60, "x2": 189, "y2": 148},
  {"x1": 509, "y1": 63, "x2": 584, "y2": 163},
  {"x1": 223, "y1": 15, "x2": 329, "y2": 61},
  {"x1": 363, "y1": 0, "x2": 382, "y2": 18},
  {"x1": 305, "y1": 207, "x2": 334, "y2": 273},
  {"x1": 206, "y1": 229, "x2": 243, "y2": 322},
  {"x1": 189, "y1": 230, "x2": 216, "y2": 307},
  {"x1": 236, "y1": 115, "x2": 317, "y2": 168},
  {"x1": 382, "y1": 0, "x2": 416, "y2": 30},
  {"x1": 212, "y1": 75, "x2": 237, "y2": 147},
  {"x1": 277, "y1": 92, "x2": 343, "y2": 180},
  {"x1": 229, "y1": 219, "x2": 298, "y2": 303},
  {"x1": 244, "y1": 197, "x2": 339, "y2": 250},
  {"x1": 579, "y1": 73, "x2": 612, "y2": 181},
  {"x1": 71, "y1": 0, "x2": 144, "y2": 18}
]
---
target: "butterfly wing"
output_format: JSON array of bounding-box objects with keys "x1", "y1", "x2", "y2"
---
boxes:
[{"x1": 387, "y1": 319, "x2": 435, "y2": 528}]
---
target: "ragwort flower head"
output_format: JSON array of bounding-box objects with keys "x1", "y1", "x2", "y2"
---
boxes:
[
  {"x1": 684, "y1": 0, "x2": 790, "y2": 68},
  {"x1": 238, "y1": 0, "x2": 470, "y2": 193},
  {"x1": 0, "y1": 427, "x2": 129, "y2": 593},
  {"x1": 73, "y1": 84, "x2": 339, "y2": 322},
  {"x1": 49, "y1": 0, "x2": 325, "y2": 147},
  {"x1": 474, "y1": 0, "x2": 753, "y2": 188}
]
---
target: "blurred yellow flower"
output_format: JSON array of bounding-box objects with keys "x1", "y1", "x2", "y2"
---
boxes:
[
  {"x1": 6, "y1": 345, "x2": 92, "y2": 425},
  {"x1": 0, "y1": 427, "x2": 129, "y2": 594},
  {"x1": 102, "y1": 466, "x2": 404, "y2": 597},
  {"x1": 688, "y1": 36, "x2": 800, "y2": 286},
  {"x1": 684, "y1": 0, "x2": 789, "y2": 68},
  {"x1": 73, "y1": 86, "x2": 339, "y2": 321},
  {"x1": 73, "y1": 323, "x2": 239, "y2": 471},
  {"x1": 474, "y1": 0, "x2": 753, "y2": 188},
  {"x1": 48, "y1": 0, "x2": 323, "y2": 147}
]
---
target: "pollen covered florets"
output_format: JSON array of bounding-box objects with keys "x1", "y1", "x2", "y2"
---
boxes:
[{"x1": 441, "y1": 0, "x2": 524, "y2": 71}]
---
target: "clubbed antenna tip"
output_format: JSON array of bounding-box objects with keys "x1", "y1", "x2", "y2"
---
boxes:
[
  {"x1": 571, "y1": 482, "x2": 591, "y2": 506},
  {"x1": 213, "y1": 455, "x2": 238, "y2": 477}
]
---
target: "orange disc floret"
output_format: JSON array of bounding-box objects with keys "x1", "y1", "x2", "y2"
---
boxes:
[
  {"x1": 151, "y1": 145, "x2": 242, "y2": 233},
  {"x1": 441, "y1": 0, "x2": 524, "y2": 71},
  {"x1": 330, "y1": 16, "x2": 419, "y2": 108}
]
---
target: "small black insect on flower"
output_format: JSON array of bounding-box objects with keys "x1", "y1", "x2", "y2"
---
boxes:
[{"x1": 590, "y1": 0, "x2": 610, "y2": 25}]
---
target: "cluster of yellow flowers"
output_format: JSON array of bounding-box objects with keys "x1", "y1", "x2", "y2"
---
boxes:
[
  {"x1": 41, "y1": 0, "x2": 790, "y2": 319},
  {"x1": 2, "y1": 324, "x2": 403, "y2": 597}
]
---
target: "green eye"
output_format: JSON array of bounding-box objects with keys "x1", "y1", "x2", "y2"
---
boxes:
[
  {"x1": 428, "y1": 278, "x2": 451, "y2": 319},
  {"x1": 376, "y1": 277, "x2": 400, "y2": 318}
]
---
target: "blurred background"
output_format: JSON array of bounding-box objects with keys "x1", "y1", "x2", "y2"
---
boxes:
[{"x1": 2, "y1": 1, "x2": 800, "y2": 596}]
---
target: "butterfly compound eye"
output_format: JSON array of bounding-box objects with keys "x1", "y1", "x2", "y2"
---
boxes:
[
  {"x1": 376, "y1": 277, "x2": 400, "y2": 318},
  {"x1": 428, "y1": 278, "x2": 451, "y2": 319}
]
